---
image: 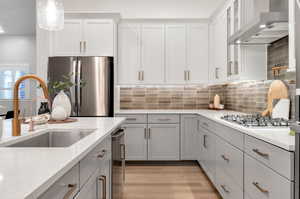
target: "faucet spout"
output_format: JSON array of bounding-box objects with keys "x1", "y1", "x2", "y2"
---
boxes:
[{"x1": 13, "y1": 75, "x2": 50, "y2": 136}]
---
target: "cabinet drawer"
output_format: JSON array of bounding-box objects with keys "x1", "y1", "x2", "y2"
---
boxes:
[
  {"x1": 216, "y1": 168, "x2": 243, "y2": 199},
  {"x1": 38, "y1": 164, "x2": 79, "y2": 199},
  {"x1": 244, "y1": 154, "x2": 293, "y2": 199},
  {"x1": 148, "y1": 114, "x2": 180, "y2": 124},
  {"x1": 216, "y1": 137, "x2": 243, "y2": 186},
  {"x1": 245, "y1": 135, "x2": 294, "y2": 180},
  {"x1": 116, "y1": 114, "x2": 147, "y2": 123},
  {"x1": 80, "y1": 140, "x2": 107, "y2": 188}
]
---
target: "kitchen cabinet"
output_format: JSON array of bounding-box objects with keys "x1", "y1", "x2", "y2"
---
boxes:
[
  {"x1": 165, "y1": 24, "x2": 209, "y2": 84},
  {"x1": 148, "y1": 124, "x2": 180, "y2": 160},
  {"x1": 118, "y1": 23, "x2": 165, "y2": 84},
  {"x1": 51, "y1": 19, "x2": 115, "y2": 56},
  {"x1": 38, "y1": 137, "x2": 111, "y2": 199},
  {"x1": 38, "y1": 165, "x2": 80, "y2": 199},
  {"x1": 181, "y1": 115, "x2": 200, "y2": 160},
  {"x1": 124, "y1": 124, "x2": 148, "y2": 160},
  {"x1": 200, "y1": 127, "x2": 216, "y2": 183},
  {"x1": 210, "y1": 10, "x2": 228, "y2": 83},
  {"x1": 118, "y1": 22, "x2": 209, "y2": 85},
  {"x1": 165, "y1": 24, "x2": 187, "y2": 84}
]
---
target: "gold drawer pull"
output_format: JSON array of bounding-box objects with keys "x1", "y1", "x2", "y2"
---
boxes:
[
  {"x1": 126, "y1": 118, "x2": 137, "y2": 121},
  {"x1": 252, "y1": 149, "x2": 269, "y2": 158},
  {"x1": 221, "y1": 185, "x2": 230, "y2": 193},
  {"x1": 221, "y1": 155, "x2": 230, "y2": 162},
  {"x1": 63, "y1": 184, "x2": 77, "y2": 199},
  {"x1": 253, "y1": 182, "x2": 269, "y2": 194}
]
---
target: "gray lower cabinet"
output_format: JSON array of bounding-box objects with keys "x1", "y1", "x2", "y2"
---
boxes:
[
  {"x1": 181, "y1": 115, "x2": 200, "y2": 160},
  {"x1": 200, "y1": 127, "x2": 216, "y2": 183},
  {"x1": 148, "y1": 124, "x2": 180, "y2": 160},
  {"x1": 38, "y1": 137, "x2": 111, "y2": 199},
  {"x1": 123, "y1": 124, "x2": 148, "y2": 160},
  {"x1": 38, "y1": 164, "x2": 80, "y2": 199}
]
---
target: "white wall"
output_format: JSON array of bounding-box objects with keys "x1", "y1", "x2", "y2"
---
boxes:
[{"x1": 62, "y1": 0, "x2": 225, "y2": 19}]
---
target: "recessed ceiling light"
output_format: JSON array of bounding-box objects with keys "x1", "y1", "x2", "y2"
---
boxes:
[{"x1": 0, "y1": 26, "x2": 5, "y2": 34}]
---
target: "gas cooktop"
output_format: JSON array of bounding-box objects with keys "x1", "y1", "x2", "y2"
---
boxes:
[{"x1": 220, "y1": 114, "x2": 290, "y2": 128}]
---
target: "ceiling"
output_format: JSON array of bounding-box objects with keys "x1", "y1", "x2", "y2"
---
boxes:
[{"x1": 0, "y1": 0, "x2": 36, "y2": 35}]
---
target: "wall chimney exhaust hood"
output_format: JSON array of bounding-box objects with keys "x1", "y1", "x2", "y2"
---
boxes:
[{"x1": 228, "y1": 0, "x2": 288, "y2": 45}]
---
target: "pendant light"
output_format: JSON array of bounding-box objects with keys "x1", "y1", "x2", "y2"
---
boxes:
[{"x1": 37, "y1": 0, "x2": 65, "y2": 31}]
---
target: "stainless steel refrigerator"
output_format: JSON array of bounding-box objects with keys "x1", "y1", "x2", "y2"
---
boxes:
[{"x1": 48, "y1": 56, "x2": 114, "y2": 117}]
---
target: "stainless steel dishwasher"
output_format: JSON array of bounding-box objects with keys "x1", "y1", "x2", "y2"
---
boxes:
[{"x1": 111, "y1": 128, "x2": 125, "y2": 199}]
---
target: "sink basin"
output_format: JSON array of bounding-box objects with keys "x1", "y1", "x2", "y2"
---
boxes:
[{"x1": 7, "y1": 130, "x2": 95, "y2": 148}]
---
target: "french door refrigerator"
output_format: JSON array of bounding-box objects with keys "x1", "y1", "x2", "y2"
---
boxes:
[{"x1": 48, "y1": 56, "x2": 114, "y2": 117}]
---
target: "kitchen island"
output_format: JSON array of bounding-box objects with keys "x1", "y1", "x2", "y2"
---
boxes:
[{"x1": 0, "y1": 117, "x2": 125, "y2": 199}]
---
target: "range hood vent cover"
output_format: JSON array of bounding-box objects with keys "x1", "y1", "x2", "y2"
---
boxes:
[{"x1": 228, "y1": 0, "x2": 288, "y2": 45}]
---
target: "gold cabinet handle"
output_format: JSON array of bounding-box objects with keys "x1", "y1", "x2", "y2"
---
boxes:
[
  {"x1": 148, "y1": 128, "x2": 151, "y2": 139},
  {"x1": 252, "y1": 149, "x2": 269, "y2": 158},
  {"x1": 221, "y1": 185, "x2": 230, "y2": 193},
  {"x1": 99, "y1": 176, "x2": 107, "y2": 199},
  {"x1": 203, "y1": 135, "x2": 207, "y2": 148},
  {"x1": 158, "y1": 118, "x2": 171, "y2": 121},
  {"x1": 97, "y1": 149, "x2": 107, "y2": 158},
  {"x1": 83, "y1": 41, "x2": 87, "y2": 52},
  {"x1": 63, "y1": 184, "x2": 77, "y2": 199},
  {"x1": 144, "y1": 128, "x2": 147, "y2": 139},
  {"x1": 253, "y1": 182, "x2": 269, "y2": 194},
  {"x1": 126, "y1": 118, "x2": 137, "y2": 121},
  {"x1": 188, "y1": 70, "x2": 190, "y2": 81},
  {"x1": 141, "y1": 71, "x2": 144, "y2": 81},
  {"x1": 80, "y1": 41, "x2": 82, "y2": 53},
  {"x1": 221, "y1": 155, "x2": 230, "y2": 162},
  {"x1": 121, "y1": 144, "x2": 126, "y2": 160}
]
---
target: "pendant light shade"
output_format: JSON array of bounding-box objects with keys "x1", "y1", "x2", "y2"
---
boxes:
[{"x1": 37, "y1": 0, "x2": 64, "y2": 31}]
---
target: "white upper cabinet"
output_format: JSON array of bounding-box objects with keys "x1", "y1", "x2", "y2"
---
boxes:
[
  {"x1": 51, "y1": 19, "x2": 115, "y2": 56},
  {"x1": 118, "y1": 24, "x2": 141, "y2": 85},
  {"x1": 52, "y1": 20, "x2": 83, "y2": 56},
  {"x1": 165, "y1": 24, "x2": 187, "y2": 84},
  {"x1": 210, "y1": 10, "x2": 228, "y2": 83},
  {"x1": 141, "y1": 24, "x2": 165, "y2": 84},
  {"x1": 118, "y1": 22, "x2": 209, "y2": 85},
  {"x1": 186, "y1": 24, "x2": 209, "y2": 83},
  {"x1": 83, "y1": 20, "x2": 114, "y2": 56}
]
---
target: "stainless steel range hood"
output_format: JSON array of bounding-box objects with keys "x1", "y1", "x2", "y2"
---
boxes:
[{"x1": 228, "y1": 0, "x2": 288, "y2": 45}]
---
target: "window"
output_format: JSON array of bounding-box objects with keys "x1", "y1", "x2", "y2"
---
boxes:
[{"x1": 0, "y1": 64, "x2": 29, "y2": 99}]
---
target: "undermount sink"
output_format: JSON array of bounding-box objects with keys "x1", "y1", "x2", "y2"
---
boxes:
[{"x1": 7, "y1": 130, "x2": 95, "y2": 148}]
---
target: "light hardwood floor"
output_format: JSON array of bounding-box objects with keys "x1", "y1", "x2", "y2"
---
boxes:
[{"x1": 123, "y1": 164, "x2": 222, "y2": 199}]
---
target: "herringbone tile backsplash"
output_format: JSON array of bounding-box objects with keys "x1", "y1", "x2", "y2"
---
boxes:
[{"x1": 119, "y1": 80, "x2": 295, "y2": 118}]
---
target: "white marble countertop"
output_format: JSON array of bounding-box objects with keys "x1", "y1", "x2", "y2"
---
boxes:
[
  {"x1": 116, "y1": 109, "x2": 295, "y2": 151},
  {"x1": 0, "y1": 117, "x2": 125, "y2": 199}
]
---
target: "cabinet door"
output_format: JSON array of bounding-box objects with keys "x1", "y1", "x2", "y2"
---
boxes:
[
  {"x1": 83, "y1": 19, "x2": 114, "y2": 56},
  {"x1": 201, "y1": 130, "x2": 216, "y2": 183},
  {"x1": 141, "y1": 24, "x2": 165, "y2": 84},
  {"x1": 52, "y1": 19, "x2": 83, "y2": 56},
  {"x1": 118, "y1": 24, "x2": 141, "y2": 84},
  {"x1": 213, "y1": 11, "x2": 228, "y2": 83},
  {"x1": 181, "y1": 115, "x2": 200, "y2": 160},
  {"x1": 124, "y1": 124, "x2": 148, "y2": 160},
  {"x1": 148, "y1": 124, "x2": 180, "y2": 160},
  {"x1": 74, "y1": 170, "x2": 100, "y2": 199},
  {"x1": 186, "y1": 24, "x2": 209, "y2": 83},
  {"x1": 165, "y1": 24, "x2": 187, "y2": 84}
]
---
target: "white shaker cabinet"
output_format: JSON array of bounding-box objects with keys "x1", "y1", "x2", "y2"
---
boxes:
[
  {"x1": 52, "y1": 20, "x2": 83, "y2": 56},
  {"x1": 118, "y1": 24, "x2": 141, "y2": 84},
  {"x1": 140, "y1": 24, "x2": 165, "y2": 84},
  {"x1": 118, "y1": 24, "x2": 165, "y2": 84},
  {"x1": 83, "y1": 20, "x2": 114, "y2": 56},
  {"x1": 210, "y1": 10, "x2": 228, "y2": 83},
  {"x1": 51, "y1": 19, "x2": 115, "y2": 56},
  {"x1": 186, "y1": 24, "x2": 209, "y2": 83},
  {"x1": 165, "y1": 24, "x2": 187, "y2": 84},
  {"x1": 148, "y1": 124, "x2": 180, "y2": 160}
]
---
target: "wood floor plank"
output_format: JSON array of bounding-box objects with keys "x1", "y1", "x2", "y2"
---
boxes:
[{"x1": 123, "y1": 165, "x2": 222, "y2": 199}]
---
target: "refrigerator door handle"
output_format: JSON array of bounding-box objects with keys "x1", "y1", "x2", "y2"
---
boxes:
[
  {"x1": 72, "y1": 59, "x2": 78, "y2": 115},
  {"x1": 77, "y1": 59, "x2": 82, "y2": 113}
]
